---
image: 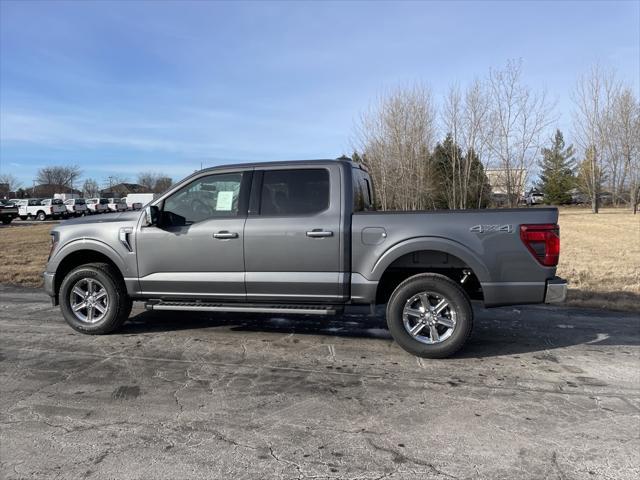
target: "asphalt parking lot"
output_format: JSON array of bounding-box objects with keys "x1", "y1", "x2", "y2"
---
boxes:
[{"x1": 1, "y1": 285, "x2": 638, "y2": 479}]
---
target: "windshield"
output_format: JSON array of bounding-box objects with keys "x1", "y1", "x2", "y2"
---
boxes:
[{"x1": 99, "y1": 199, "x2": 109, "y2": 204}]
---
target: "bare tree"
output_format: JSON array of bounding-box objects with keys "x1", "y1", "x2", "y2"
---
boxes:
[
  {"x1": 137, "y1": 171, "x2": 173, "y2": 193},
  {"x1": 82, "y1": 178, "x2": 100, "y2": 198},
  {"x1": 354, "y1": 84, "x2": 437, "y2": 210},
  {"x1": 610, "y1": 88, "x2": 640, "y2": 212},
  {"x1": 36, "y1": 165, "x2": 82, "y2": 189},
  {"x1": 441, "y1": 79, "x2": 492, "y2": 208},
  {"x1": 571, "y1": 65, "x2": 620, "y2": 213},
  {"x1": 486, "y1": 60, "x2": 554, "y2": 207},
  {"x1": 154, "y1": 176, "x2": 173, "y2": 193},
  {"x1": 0, "y1": 173, "x2": 22, "y2": 192}
]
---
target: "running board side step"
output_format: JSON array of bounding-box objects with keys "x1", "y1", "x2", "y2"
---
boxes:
[{"x1": 145, "y1": 301, "x2": 339, "y2": 316}]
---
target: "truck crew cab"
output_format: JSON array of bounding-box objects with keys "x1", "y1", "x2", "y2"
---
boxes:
[{"x1": 44, "y1": 158, "x2": 567, "y2": 358}]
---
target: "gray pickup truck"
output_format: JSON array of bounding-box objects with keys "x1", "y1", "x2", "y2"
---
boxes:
[{"x1": 44, "y1": 158, "x2": 566, "y2": 358}]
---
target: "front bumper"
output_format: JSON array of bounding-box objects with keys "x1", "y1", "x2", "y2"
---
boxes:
[
  {"x1": 43, "y1": 271, "x2": 57, "y2": 304},
  {"x1": 545, "y1": 277, "x2": 567, "y2": 303}
]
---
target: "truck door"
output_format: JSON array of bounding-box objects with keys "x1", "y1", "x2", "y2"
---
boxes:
[
  {"x1": 136, "y1": 170, "x2": 251, "y2": 299},
  {"x1": 243, "y1": 164, "x2": 345, "y2": 302}
]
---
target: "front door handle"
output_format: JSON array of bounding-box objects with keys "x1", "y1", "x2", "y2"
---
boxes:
[
  {"x1": 306, "y1": 229, "x2": 333, "y2": 238},
  {"x1": 213, "y1": 231, "x2": 239, "y2": 239}
]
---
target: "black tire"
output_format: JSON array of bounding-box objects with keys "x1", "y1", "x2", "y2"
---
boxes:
[
  {"x1": 19, "y1": 216, "x2": 27, "y2": 221},
  {"x1": 2, "y1": 218, "x2": 12, "y2": 224},
  {"x1": 36, "y1": 211, "x2": 46, "y2": 221},
  {"x1": 386, "y1": 273, "x2": 473, "y2": 359},
  {"x1": 59, "y1": 262, "x2": 131, "y2": 334}
]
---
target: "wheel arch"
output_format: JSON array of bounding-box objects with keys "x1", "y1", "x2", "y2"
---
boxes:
[
  {"x1": 51, "y1": 241, "x2": 129, "y2": 298},
  {"x1": 370, "y1": 237, "x2": 490, "y2": 305}
]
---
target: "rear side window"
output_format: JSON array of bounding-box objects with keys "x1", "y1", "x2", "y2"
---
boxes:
[{"x1": 260, "y1": 169, "x2": 329, "y2": 215}]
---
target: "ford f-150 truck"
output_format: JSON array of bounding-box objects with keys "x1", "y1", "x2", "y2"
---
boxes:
[
  {"x1": 43, "y1": 159, "x2": 567, "y2": 358},
  {"x1": 18, "y1": 198, "x2": 65, "y2": 221}
]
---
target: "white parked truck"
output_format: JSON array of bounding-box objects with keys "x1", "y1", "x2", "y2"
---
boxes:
[
  {"x1": 63, "y1": 198, "x2": 88, "y2": 216},
  {"x1": 86, "y1": 198, "x2": 109, "y2": 214},
  {"x1": 18, "y1": 198, "x2": 65, "y2": 221},
  {"x1": 106, "y1": 198, "x2": 128, "y2": 212}
]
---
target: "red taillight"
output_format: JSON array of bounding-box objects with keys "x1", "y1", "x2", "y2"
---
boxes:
[{"x1": 520, "y1": 224, "x2": 560, "y2": 267}]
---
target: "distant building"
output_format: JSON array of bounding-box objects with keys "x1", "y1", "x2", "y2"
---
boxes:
[
  {"x1": 485, "y1": 169, "x2": 527, "y2": 195},
  {"x1": 100, "y1": 183, "x2": 151, "y2": 197},
  {"x1": 27, "y1": 184, "x2": 82, "y2": 198}
]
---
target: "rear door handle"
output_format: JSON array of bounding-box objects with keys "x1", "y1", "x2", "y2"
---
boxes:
[
  {"x1": 306, "y1": 229, "x2": 333, "y2": 238},
  {"x1": 213, "y1": 231, "x2": 239, "y2": 239}
]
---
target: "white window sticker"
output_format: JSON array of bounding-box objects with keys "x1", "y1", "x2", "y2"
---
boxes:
[{"x1": 216, "y1": 191, "x2": 235, "y2": 211}]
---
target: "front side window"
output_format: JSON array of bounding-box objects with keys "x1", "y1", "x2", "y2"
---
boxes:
[
  {"x1": 163, "y1": 172, "x2": 243, "y2": 224},
  {"x1": 260, "y1": 169, "x2": 329, "y2": 216}
]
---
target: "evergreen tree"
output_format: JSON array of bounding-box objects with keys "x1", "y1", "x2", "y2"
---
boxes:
[
  {"x1": 431, "y1": 134, "x2": 491, "y2": 209},
  {"x1": 538, "y1": 130, "x2": 576, "y2": 205}
]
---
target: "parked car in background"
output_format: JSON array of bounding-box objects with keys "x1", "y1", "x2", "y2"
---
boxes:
[
  {"x1": 125, "y1": 193, "x2": 154, "y2": 210},
  {"x1": 18, "y1": 198, "x2": 64, "y2": 221},
  {"x1": 0, "y1": 199, "x2": 19, "y2": 224},
  {"x1": 526, "y1": 189, "x2": 545, "y2": 206},
  {"x1": 86, "y1": 198, "x2": 109, "y2": 214},
  {"x1": 63, "y1": 198, "x2": 88, "y2": 217},
  {"x1": 40, "y1": 199, "x2": 68, "y2": 219},
  {"x1": 107, "y1": 198, "x2": 128, "y2": 212}
]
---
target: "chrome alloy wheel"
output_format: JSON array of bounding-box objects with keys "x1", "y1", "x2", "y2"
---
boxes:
[
  {"x1": 69, "y1": 278, "x2": 109, "y2": 324},
  {"x1": 402, "y1": 291, "x2": 457, "y2": 344}
]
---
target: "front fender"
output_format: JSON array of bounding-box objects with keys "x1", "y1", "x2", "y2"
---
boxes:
[
  {"x1": 47, "y1": 238, "x2": 131, "y2": 277},
  {"x1": 370, "y1": 236, "x2": 491, "y2": 283}
]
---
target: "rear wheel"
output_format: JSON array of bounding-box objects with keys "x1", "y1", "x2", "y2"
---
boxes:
[
  {"x1": 2, "y1": 218, "x2": 12, "y2": 224},
  {"x1": 386, "y1": 273, "x2": 473, "y2": 358},
  {"x1": 59, "y1": 263, "x2": 131, "y2": 334},
  {"x1": 36, "y1": 211, "x2": 46, "y2": 221}
]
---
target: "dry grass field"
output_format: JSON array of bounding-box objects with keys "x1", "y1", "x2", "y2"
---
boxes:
[
  {"x1": 0, "y1": 209, "x2": 638, "y2": 311},
  {"x1": 556, "y1": 208, "x2": 639, "y2": 311},
  {"x1": 0, "y1": 223, "x2": 52, "y2": 287}
]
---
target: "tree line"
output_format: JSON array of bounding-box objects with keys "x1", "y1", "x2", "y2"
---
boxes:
[
  {"x1": 2, "y1": 167, "x2": 174, "y2": 199},
  {"x1": 352, "y1": 60, "x2": 639, "y2": 214}
]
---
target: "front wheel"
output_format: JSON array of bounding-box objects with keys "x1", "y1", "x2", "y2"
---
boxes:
[
  {"x1": 386, "y1": 273, "x2": 473, "y2": 358},
  {"x1": 2, "y1": 218, "x2": 12, "y2": 224},
  {"x1": 59, "y1": 262, "x2": 132, "y2": 334}
]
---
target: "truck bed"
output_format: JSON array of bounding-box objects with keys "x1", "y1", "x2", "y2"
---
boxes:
[{"x1": 351, "y1": 208, "x2": 559, "y2": 306}]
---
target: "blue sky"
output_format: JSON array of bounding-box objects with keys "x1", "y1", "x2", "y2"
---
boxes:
[{"x1": 1, "y1": 0, "x2": 639, "y2": 189}]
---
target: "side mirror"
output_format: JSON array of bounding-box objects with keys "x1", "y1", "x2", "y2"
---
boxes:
[{"x1": 144, "y1": 205, "x2": 159, "y2": 226}]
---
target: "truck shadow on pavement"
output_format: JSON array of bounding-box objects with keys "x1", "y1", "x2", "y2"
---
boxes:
[{"x1": 120, "y1": 304, "x2": 640, "y2": 359}]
